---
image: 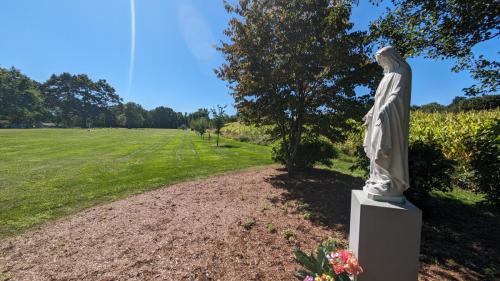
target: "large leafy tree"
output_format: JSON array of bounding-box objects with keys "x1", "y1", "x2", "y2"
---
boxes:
[
  {"x1": 0, "y1": 67, "x2": 46, "y2": 126},
  {"x1": 370, "y1": 0, "x2": 499, "y2": 96},
  {"x1": 42, "y1": 73, "x2": 121, "y2": 127},
  {"x1": 150, "y1": 106, "x2": 180, "y2": 128},
  {"x1": 216, "y1": 0, "x2": 380, "y2": 174},
  {"x1": 124, "y1": 102, "x2": 147, "y2": 128}
]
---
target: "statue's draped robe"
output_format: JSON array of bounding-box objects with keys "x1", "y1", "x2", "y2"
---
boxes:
[{"x1": 363, "y1": 65, "x2": 411, "y2": 198}]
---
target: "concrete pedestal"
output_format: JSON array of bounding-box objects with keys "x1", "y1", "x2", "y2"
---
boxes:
[{"x1": 349, "y1": 190, "x2": 422, "y2": 281}]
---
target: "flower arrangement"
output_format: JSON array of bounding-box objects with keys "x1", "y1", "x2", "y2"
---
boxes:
[{"x1": 293, "y1": 238, "x2": 363, "y2": 281}]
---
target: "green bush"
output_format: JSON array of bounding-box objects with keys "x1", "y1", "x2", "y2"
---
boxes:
[
  {"x1": 405, "y1": 141, "x2": 456, "y2": 204},
  {"x1": 466, "y1": 119, "x2": 500, "y2": 205},
  {"x1": 271, "y1": 137, "x2": 339, "y2": 170},
  {"x1": 220, "y1": 122, "x2": 272, "y2": 145},
  {"x1": 349, "y1": 145, "x2": 369, "y2": 177},
  {"x1": 351, "y1": 140, "x2": 455, "y2": 205}
]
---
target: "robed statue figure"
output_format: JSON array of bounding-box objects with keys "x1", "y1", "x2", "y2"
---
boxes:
[{"x1": 363, "y1": 46, "x2": 412, "y2": 203}]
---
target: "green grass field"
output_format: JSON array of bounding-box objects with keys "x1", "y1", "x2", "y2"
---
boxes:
[{"x1": 0, "y1": 129, "x2": 272, "y2": 237}]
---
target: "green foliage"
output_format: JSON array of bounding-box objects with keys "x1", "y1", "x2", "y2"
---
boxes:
[
  {"x1": 124, "y1": 102, "x2": 146, "y2": 128},
  {"x1": 188, "y1": 108, "x2": 209, "y2": 125},
  {"x1": 42, "y1": 72, "x2": 122, "y2": 127},
  {"x1": 466, "y1": 119, "x2": 500, "y2": 205},
  {"x1": 282, "y1": 228, "x2": 296, "y2": 242},
  {"x1": 217, "y1": 0, "x2": 380, "y2": 174},
  {"x1": 448, "y1": 95, "x2": 500, "y2": 112},
  {"x1": 265, "y1": 223, "x2": 276, "y2": 233},
  {"x1": 410, "y1": 110, "x2": 499, "y2": 189},
  {"x1": 272, "y1": 137, "x2": 339, "y2": 170},
  {"x1": 150, "y1": 106, "x2": 180, "y2": 128},
  {"x1": 413, "y1": 95, "x2": 500, "y2": 113},
  {"x1": 211, "y1": 104, "x2": 227, "y2": 146},
  {"x1": 242, "y1": 218, "x2": 256, "y2": 230},
  {"x1": 349, "y1": 110, "x2": 500, "y2": 204},
  {"x1": 221, "y1": 122, "x2": 272, "y2": 145},
  {"x1": 0, "y1": 129, "x2": 272, "y2": 237},
  {"x1": 416, "y1": 102, "x2": 448, "y2": 113},
  {"x1": 370, "y1": 0, "x2": 499, "y2": 96},
  {"x1": 0, "y1": 67, "x2": 46, "y2": 127},
  {"x1": 349, "y1": 145, "x2": 369, "y2": 177},
  {"x1": 190, "y1": 117, "x2": 210, "y2": 138},
  {"x1": 293, "y1": 238, "x2": 351, "y2": 281},
  {"x1": 405, "y1": 141, "x2": 456, "y2": 204}
]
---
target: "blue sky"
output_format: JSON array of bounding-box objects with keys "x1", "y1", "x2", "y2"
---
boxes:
[{"x1": 0, "y1": 0, "x2": 497, "y2": 114}]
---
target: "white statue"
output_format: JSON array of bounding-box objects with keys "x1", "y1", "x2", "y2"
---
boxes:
[{"x1": 363, "y1": 46, "x2": 412, "y2": 203}]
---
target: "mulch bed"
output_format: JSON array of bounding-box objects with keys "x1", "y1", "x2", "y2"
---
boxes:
[{"x1": 0, "y1": 167, "x2": 497, "y2": 280}]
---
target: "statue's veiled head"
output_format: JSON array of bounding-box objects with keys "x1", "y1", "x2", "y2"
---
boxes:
[{"x1": 375, "y1": 46, "x2": 407, "y2": 73}]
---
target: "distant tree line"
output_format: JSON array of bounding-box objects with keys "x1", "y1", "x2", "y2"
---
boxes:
[
  {"x1": 0, "y1": 66, "x2": 234, "y2": 129},
  {"x1": 412, "y1": 95, "x2": 500, "y2": 113}
]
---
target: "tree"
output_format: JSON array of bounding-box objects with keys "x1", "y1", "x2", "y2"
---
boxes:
[
  {"x1": 0, "y1": 67, "x2": 46, "y2": 127},
  {"x1": 124, "y1": 102, "x2": 146, "y2": 128},
  {"x1": 188, "y1": 108, "x2": 210, "y2": 127},
  {"x1": 417, "y1": 102, "x2": 447, "y2": 113},
  {"x1": 42, "y1": 73, "x2": 121, "y2": 127},
  {"x1": 370, "y1": 0, "x2": 499, "y2": 96},
  {"x1": 211, "y1": 104, "x2": 227, "y2": 147},
  {"x1": 190, "y1": 117, "x2": 210, "y2": 138},
  {"x1": 104, "y1": 104, "x2": 126, "y2": 127},
  {"x1": 448, "y1": 95, "x2": 500, "y2": 112},
  {"x1": 150, "y1": 106, "x2": 178, "y2": 128},
  {"x1": 216, "y1": 0, "x2": 380, "y2": 174}
]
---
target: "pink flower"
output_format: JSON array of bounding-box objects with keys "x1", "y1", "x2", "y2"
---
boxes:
[
  {"x1": 336, "y1": 250, "x2": 350, "y2": 263},
  {"x1": 332, "y1": 262, "x2": 345, "y2": 275},
  {"x1": 344, "y1": 256, "x2": 363, "y2": 276}
]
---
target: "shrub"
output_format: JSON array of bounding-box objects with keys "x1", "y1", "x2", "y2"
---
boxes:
[
  {"x1": 350, "y1": 140, "x2": 455, "y2": 206},
  {"x1": 348, "y1": 110, "x2": 499, "y2": 198},
  {"x1": 282, "y1": 228, "x2": 296, "y2": 241},
  {"x1": 466, "y1": 119, "x2": 500, "y2": 205},
  {"x1": 405, "y1": 141, "x2": 456, "y2": 204},
  {"x1": 266, "y1": 223, "x2": 276, "y2": 233},
  {"x1": 220, "y1": 122, "x2": 272, "y2": 145},
  {"x1": 242, "y1": 218, "x2": 256, "y2": 230},
  {"x1": 410, "y1": 110, "x2": 499, "y2": 187},
  {"x1": 272, "y1": 137, "x2": 339, "y2": 170},
  {"x1": 349, "y1": 146, "x2": 369, "y2": 177}
]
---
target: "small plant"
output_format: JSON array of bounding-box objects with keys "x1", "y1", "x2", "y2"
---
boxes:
[
  {"x1": 266, "y1": 223, "x2": 276, "y2": 233},
  {"x1": 302, "y1": 211, "x2": 312, "y2": 220},
  {"x1": 282, "y1": 228, "x2": 296, "y2": 241},
  {"x1": 260, "y1": 204, "x2": 271, "y2": 212},
  {"x1": 242, "y1": 218, "x2": 256, "y2": 230},
  {"x1": 294, "y1": 238, "x2": 363, "y2": 281}
]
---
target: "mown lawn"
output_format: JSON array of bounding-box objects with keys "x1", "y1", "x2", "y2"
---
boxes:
[{"x1": 0, "y1": 128, "x2": 272, "y2": 237}]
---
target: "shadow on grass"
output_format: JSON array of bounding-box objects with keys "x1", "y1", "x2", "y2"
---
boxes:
[
  {"x1": 216, "y1": 144, "x2": 240, "y2": 148},
  {"x1": 266, "y1": 167, "x2": 500, "y2": 280},
  {"x1": 418, "y1": 195, "x2": 500, "y2": 280}
]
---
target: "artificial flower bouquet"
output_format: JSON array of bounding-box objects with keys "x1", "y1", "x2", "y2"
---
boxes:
[{"x1": 293, "y1": 238, "x2": 363, "y2": 281}]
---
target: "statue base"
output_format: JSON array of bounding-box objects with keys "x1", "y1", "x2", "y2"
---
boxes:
[
  {"x1": 365, "y1": 192, "x2": 406, "y2": 204},
  {"x1": 349, "y1": 190, "x2": 422, "y2": 281}
]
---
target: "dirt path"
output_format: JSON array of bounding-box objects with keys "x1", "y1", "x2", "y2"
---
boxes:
[{"x1": 0, "y1": 167, "x2": 489, "y2": 280}]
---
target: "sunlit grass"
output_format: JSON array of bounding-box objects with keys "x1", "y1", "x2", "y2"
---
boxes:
[{"x1": 0, "y1": 129, "x2": 272, "y2": 237}]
